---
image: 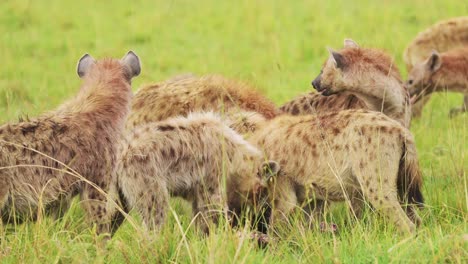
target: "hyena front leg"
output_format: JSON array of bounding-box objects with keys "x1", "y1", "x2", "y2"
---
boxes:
[
  {"x1": 134, "y1": 181, "x2": 169, "y2": 232},
  {"x1": 192, "y1": 183, "x2": 225, "y2": 234},
  {"x1": 81, "y1": 183, "x2": 111, "y2": 235},
  {"x1": 269, "y1": 180, "x2": 298, "y2": 231},
  {"x1": 449, "y1": 94, "x2": 468, "y2": 118},
  {"x1": 349, "y1": 189, "x2": 368, "y2": 220},
  {"x1": 302, "y1": 199, "x2": 326, "y2": 228}
]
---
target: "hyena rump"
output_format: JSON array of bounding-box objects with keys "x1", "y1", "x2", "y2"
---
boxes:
[
  {"x1": 0, "y1": 52, "x2": 140, "y2": 234},
  {"x1": 126, "y1": 74, "x2": 279, "y2": 133},
  {"x1": 403, "y1": 16, "x2": 468, "y2": 117},
  {"x1": 110, "y1": 112, "x2": 275, "y2": 233},
  {"x1": 406, "y1": 47, "x2": 468, "y2": 117},
  {"x1": 249, "y1": 110, "x2": 424, "y2": 234},
  {"x1": 280, "y1": 39, "x2": 411, "y2": 128}
]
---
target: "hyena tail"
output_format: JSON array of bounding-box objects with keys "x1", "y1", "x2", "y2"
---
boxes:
[{"x1": 397, "y1": 136, "x2": 424, "y2": 208}]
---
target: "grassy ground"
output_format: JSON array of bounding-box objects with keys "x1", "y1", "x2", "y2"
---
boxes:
[{"x1": 1, "y1": 0, "x2": 467, "y2": 263}]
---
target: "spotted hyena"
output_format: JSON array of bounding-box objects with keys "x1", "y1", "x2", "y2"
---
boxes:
[
  {"x1": 280, "y1": 39, "x2": 411, "y2": 128},
  {"x1": 125, "y1": 74, "x2": 279, "y2": 133},
  {"x1": 403, "y1": 17, "x2": 468, "y2": 117},
  {"x1": 249, "y1": 110, "x2": 424, "y2": 235},
  {"x1": 0, "y1": 52, "x2": 140, "y2": 234},
  {"x1": 406, "y1": 47, "x2": 468, "y2": 117},
  {"x1": 109, "y1": 112, "x2": 275, "y2": 234}
]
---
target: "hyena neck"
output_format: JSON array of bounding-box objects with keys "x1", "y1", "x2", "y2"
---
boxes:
[
  {"x1": 349, "y1": 78, "x2": 410, "y2": 127},
  {"x1": 432, "y1": 58, "x2": 468, "y2": 94},
  {"x1": 59, "y1": 71, "x2": 133, "y2": 131}
]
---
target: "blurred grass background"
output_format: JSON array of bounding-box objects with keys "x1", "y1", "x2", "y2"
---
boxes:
[{"x1": 0, "y1": 0, "x2": 467, "y2": 263}]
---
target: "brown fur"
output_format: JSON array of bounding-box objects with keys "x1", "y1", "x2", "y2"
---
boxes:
[
  {"x1": 406, "y1": 47, "x2": 468, "y2": 116},
  {"x1": 109, "y1": 112, "x2": 273, "y2": 233},
  {"x1": 249, "y1": 110, "x2": 424, "y2": 234},
  {"x1": 126, "y1": 74, "x2": 279, "y2": 132},
  {"x1": 403, "y1": 17, "x2": 468, "y2": 117},
  {"x1": 0, "y1": 52, "x2": 139, "y2": 234},
  {"x1": 280, "y1": 40, "x2": 411, "y2": 128}
]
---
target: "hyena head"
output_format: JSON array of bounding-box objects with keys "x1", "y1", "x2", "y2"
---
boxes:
[
  {"x1": 405, "y1": 51, "x2": 442, "y2": 98},
  {"x1": 312, "y1": 39, "x2": 401, "y2": 96},
  {"x1": 227, "y1": 160, "x2": 280, "y2": 229},
  {"x1": 77, "y1": 51, "x2": 141, "y2": 84}
]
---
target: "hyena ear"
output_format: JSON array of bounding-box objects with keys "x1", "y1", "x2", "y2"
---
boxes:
[
  {"x1": 77, "y1": 54, "x2": 96, "y2": 78},
  {"x1": 344, "y1": 39, "x2": 359, "y2": 48},
  {"x1": 426, "y1": 50, "x2": 441, "y2": 72},
  {"x1": 121, "y1": 51, "x2": 141, "y2": 79},
  {"x1": 261, "y1": 160, "x2": 280, "y2": 182},
  {"x1": 327, "y1": 48, "x2": 346, "y2": 70}
]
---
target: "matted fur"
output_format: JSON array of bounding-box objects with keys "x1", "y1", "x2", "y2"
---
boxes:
[
  {"x1": 126, "y1": 74, "x2": 279, "y2": 133},
  {"x1": 0, "y1": 53, "x2": 138, "y2": 234},
  {"x1": 110, "y1": 112, "x2": 270, "y2": 233},
  {"x1": 403, "y1": 17, "x2": 468, "y2": 117},
  {"x1": 280, "y1": 41, "x2": 411, "y2": 128},
  {"x1": 249, "y1": 110, "x2": 424, "y2": 234}
]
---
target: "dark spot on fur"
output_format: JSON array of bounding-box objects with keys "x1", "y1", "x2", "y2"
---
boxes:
[
  {"x1": 158, "y1": 125, "x2": 175, "y2": 131},
  {"x1": 291, "y1": 105, "x2": 299, "y2": 115}
]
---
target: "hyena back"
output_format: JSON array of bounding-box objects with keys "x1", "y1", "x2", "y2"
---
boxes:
[
  {"x1": 126, "y1": 74, "x2": 279, "y2": 133},
  {"x1": 280, "y1": 39, "x2": 411, "y2": 128},
  {"x1": 111, "y1": 112, "x2": 274, "y2": 233},
  {"x1": 403, "y1": 16, "x2": 468, "y2": 117},
  {"x1": 249, "y1": 110, "x2": 423, "y2": 234},
  {"x1": 0, "y1": 52, "x2": 140, "y2": 234}
]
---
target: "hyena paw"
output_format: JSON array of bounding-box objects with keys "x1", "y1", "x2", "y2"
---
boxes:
[{"x1": 319, "y1": 222, "x2": 338, "y2": 233}]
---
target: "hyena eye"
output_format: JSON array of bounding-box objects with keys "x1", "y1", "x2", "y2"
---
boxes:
[{"x1": 408, "y1": 80, "x2": 413, "y2": 85}]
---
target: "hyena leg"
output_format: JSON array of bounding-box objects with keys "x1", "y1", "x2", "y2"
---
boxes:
[
  {"x1": 81, "y1": 184, "x2": 111, "y2": 235},
  {"x1": 362, "y1": 188, "x2": 416, "y2": 235},
  {"x1": 133, "y1": 182, "x2": 169, "y2": 232},
  {"x1": 302, "y1": 199, "x2": 326, "y2": 228},
  {"x1": 192, "y1": 184, "x2": 225, "y2": 234},
  {"x1": 349, "y1": 189, "x2": 368, "y2": 220},
  {"x1": 270, "y1": 181, "x2": 298, "y2": 229},
  {"x1": 449, "y1": 94, "x2": 468, "y2": 118}
]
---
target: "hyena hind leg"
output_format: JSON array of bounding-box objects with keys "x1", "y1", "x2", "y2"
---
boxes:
[
  {"x1": 362, "y1": 187, "x2": 416, "y2": 235},
  {"x1": 81, "y1": 184, "x2": 111, "y2": 235}
]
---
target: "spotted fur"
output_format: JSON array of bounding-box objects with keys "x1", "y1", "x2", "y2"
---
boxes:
[
  {"x1": 250, "y1": 110, "x2": 424, "y2": 234},
  {"x1": 0, "y1": 52, "x2": 140, "y2": 234},
  {"x1": 126, "y1": 74, "x2": 279, "y2": 133},
  {"x1": 280, "y1": 39, "x2": 411, "y2": 128},
  {"x1": 109, "y1": 112, "x2": 273, "y2": 233}
]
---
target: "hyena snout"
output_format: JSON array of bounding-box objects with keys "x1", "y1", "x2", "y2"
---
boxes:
[{"x1": 311, "y1": 73, "x2": 322, "y2": 91}]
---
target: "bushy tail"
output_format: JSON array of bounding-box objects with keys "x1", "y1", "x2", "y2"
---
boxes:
[{"x1": 397, "y1": 134, "x2": 424, "y2": 208}]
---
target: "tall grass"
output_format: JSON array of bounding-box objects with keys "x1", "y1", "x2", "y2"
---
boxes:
[{"x1": 0, "y1": 0, "x2": 467, "y2": 263}]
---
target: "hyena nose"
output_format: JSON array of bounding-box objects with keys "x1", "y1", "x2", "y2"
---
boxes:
[{"x1": 312, "y1": 79, "x2": 320, "y2": 90}]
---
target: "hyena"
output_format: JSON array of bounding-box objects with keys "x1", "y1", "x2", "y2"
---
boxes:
[
  {"x1": 403, "y1": 17, "x2": 468, "y2": 117},
  {"x1": 280, "y1": 39, "x2": 411, "y2": 128},
  {"x1": 109, "y1": 112, "x2": 275, "y2": 234},
  {"x1": 406, "y1": 47, "x2": 468, "y2": 117},
  {"x1": 0, "y1": 51, "x2": 141, "y2": 234},
  {"x1": 249, "y1": 110, "x2": 424, "y2": 234},
  {"x1": 125, "y1": 74, "x2": 279, "y2": 133}
]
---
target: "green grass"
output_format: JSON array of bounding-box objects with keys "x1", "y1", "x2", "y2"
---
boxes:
[{"x1": 1, "y1": 0, "x2": 467, "y2": 263}]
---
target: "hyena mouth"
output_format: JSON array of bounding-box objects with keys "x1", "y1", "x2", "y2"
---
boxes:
[{"x1": 318, "y1": 86, "x2": 335, "y2": 96}]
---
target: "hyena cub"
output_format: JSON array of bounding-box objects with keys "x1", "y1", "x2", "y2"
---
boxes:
[
  {"x1": 0, "y1": 52, "x2": 141, "y2": 233},
  {"x1": 406, "y1": 47, "x2": 468, "y2": 117},
  {"x1": 126, "y1": 74, "x2": 279, "y2": 133},
  {"x1": 110, "y1": 112, "x2": 275, "y2": 233},
  {"x1": 280, "y1": 39, "x2": 411, "y2": 128},
  {"x1": 403, "y1": 16, "x2": 468, "y2": 117},
  {"x1": 249, "y1": 110, "x2": 424, "y2": 234}
]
